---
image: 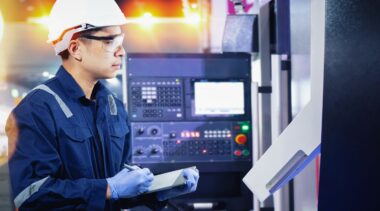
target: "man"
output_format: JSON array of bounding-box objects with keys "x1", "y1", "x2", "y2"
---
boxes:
[{"x1": 5, "y1": 0, "x2": 199, "y2": 210}]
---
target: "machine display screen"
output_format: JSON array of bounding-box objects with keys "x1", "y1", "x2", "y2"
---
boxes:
[{"x1": 194, "y1": 81, "x2": 245, "y2": 115}]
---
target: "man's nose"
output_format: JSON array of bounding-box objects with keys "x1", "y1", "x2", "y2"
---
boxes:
[{"x1": 115, "y1": 45, "x2": 126, "y2": 57}]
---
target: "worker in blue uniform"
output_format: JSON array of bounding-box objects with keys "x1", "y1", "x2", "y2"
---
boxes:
[{"x1": 5, "y1": 0, "x2": 199, "y2": 210}]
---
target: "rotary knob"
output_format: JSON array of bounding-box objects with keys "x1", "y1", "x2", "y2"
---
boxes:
[
  {"x1": 137, "y1": 128, "x2": 145, "y2": 135},
  {"x1": 135, "y1": 148, "x2": 144, "y2": 155},
  {"x1": 151, "y1": 148, "x2": 160, "y2": 154},
  {"x1": 149, "y1": 145, "x2": 162, "y2": 155}
]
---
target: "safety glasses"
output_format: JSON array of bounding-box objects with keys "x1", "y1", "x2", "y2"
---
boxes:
[{"x1": 80, "y1": 33, "x2": 125, "y2": 52}]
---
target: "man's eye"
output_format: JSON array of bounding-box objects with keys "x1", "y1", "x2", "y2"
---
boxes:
[{"x1": 104, "y1": 40, "x2": 113, "y2": 45}]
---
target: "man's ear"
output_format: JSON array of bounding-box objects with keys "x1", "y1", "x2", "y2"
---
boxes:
[{"x1": 67, "y1": 40, "x2": 82, "y2": 62}]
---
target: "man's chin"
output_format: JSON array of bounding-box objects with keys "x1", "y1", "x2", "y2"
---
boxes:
[
  {"x1": 103, "y1": 70, "x2": 120, "y2": 79},
  {"x1": 101, "y1": 75, "x2": 117, "y2": 80}
]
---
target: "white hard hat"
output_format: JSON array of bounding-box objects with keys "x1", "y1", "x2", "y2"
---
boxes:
[{"x1": 48, "y1": 0, "x2": 127, "y2": 55}]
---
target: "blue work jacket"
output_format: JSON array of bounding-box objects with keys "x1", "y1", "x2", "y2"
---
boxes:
[{"x1": 6, "y1": 66, "x2": 166, "y2": 210}]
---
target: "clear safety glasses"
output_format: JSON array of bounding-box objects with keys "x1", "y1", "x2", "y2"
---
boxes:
[{"x1": 80, "y1": 33, "x2": 125, "y2": 52}]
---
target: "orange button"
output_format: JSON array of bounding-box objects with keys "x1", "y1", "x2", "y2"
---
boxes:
[{"x1": 235, "y1": 134, "x2": 247, "y2": 145}]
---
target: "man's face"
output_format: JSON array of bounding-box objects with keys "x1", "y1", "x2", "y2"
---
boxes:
[{"x1": 79, "y1": 26, "x2": 125, "y2": 80}]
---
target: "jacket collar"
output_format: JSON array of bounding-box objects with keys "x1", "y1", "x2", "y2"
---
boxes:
[{"x1": 55, "y1": 66, "x2": 109, "y2": 102}]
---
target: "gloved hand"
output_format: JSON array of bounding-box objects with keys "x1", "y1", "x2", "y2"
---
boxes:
[
  {"x1": 157, "y1": 168, "x2": 199, "y2": 201},
  {"x1": 107, "y1": 168, "x2": 154, "y2": 199}
]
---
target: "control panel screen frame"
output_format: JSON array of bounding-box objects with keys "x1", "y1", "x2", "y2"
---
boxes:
[
  {"x1": 193, "y1": 81, "x2": 245, "y2": 116},
  {"x1": 187, "y1": 78, "x2": 251, "y2": 121}
]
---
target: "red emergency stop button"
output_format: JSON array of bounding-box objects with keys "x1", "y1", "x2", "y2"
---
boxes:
[
  {"x1": 234, "y1": 150, "x2": 242, "y2": 157},
  {"x1": 235, "y1": 134, "x2": 247, "y2": 145}
]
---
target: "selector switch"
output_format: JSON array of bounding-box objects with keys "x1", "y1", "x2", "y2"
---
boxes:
[
  {"x1": 148, "y1": 145, "x2": 162, "y2": 155},
  {"x1": 135, "y1": 148, "x2": 144, "y2": 155},
  {"x1": 151, "y1": 148, "x2": 160, "y2": 154},
  {"x1": 235, "y1": 134, "x2": 248, "y2": 145},
  {"x1": 137, "y1": 128, "x2": 145, "y2": 135}
]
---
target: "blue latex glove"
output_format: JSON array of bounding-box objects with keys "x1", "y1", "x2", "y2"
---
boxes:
[
  {"x1": 107, "y1": 168, "x2": 154, "y2": 199},
  {"x1": 157, "y1": 168, "x2": 199, "y2": 201}
]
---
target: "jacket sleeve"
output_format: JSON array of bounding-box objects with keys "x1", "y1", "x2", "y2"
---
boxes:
[
  {"x1": 114, "y1": 106, "x2": 167, "y2": 210},
  {"x1": 6, "y1": 99, "x2": 108, "y2": 211}
]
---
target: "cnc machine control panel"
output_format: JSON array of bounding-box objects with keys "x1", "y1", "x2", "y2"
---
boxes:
[{"x1": 126, "y1": 53, "x2": 253, "y2": 168}]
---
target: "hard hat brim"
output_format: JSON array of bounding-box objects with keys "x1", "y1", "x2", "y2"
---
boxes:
[{"x1": 50, "y1": 17, "x2": 126, "y2": 55}]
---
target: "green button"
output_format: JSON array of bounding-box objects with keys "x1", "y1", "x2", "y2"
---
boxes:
[
  {"x1": 242, "y1": 149, "x2": 250, "y2": 156},
  {"x1": 241, "y1": 125, "x2": 250, "y2": 131}
]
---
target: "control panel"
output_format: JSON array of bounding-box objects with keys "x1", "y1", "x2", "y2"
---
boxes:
[
  {"x1": 125, "y1": 50, "x2": 254, "y2": 211},
  {"x1": 129, "y1": 78, "x2": 184, "y2": 121},
  {"x1": 126, "y1": 53, "x2": 253, "y2": 167},
  {"x1": 131, "y1": 121, "x2": 252, "y2": 163}
]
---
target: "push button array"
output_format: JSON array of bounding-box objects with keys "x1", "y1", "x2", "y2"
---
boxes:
[
  {"x1": 163, "y1": 140, "x2": 232, "y2": 156},
  {"x1": 130, "y1": 86, "x2": 182, "y2": 108},
  {"x1": 142, "y1": 109, "x2": 163, "y2": 118},
  {"x1": 157, "y1": 87, "x2": 182, "y2": 107},
  {"x1": 141, "y1": 87, "x2": 157, "y2": 104},
  {"x1": 204, "y1": 130, "x2": 232, "y2": 138}
]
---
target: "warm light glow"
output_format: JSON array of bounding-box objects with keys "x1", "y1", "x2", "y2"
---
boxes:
[
  {"x1": 126, "y1": 13, "x2": 203, "y2": 27},
  {"x1": 138, "y1": 12, "x2": 157, "y2": 29},
  {"x1": 27, "y1": 16, "x2": 50, "y2": 29},
  {"x1": 143, "y1": 12, "x2": 153, "y2": 18},
  {"x1": 185, "y1": 13, "x2": 201, "y2": 25},
  {"x1": 191, "y1": 3, "x2": 198, "y2": 9},
  {"x1": 0, "y1": 11, "x2": 4, "y2": 42}
]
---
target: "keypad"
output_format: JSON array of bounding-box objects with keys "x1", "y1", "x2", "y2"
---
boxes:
[
  {"x1": 163, "y1": 140, "x2": 232, "y2": 156},
  {"x1": 143, "y1": 109, "x2": 163, "y2": 118},
  {"x1": 131, "y1": 86, "x2": 182, "y2": 107}
]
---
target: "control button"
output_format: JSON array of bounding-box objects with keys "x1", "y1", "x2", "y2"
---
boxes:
[
  {"x1": 170, "y1": 132, "x2": 176, "y2": 138},
  {"x1": 150, "y1": 128, "x2": 159, "y2": 136},
  {"x1": 234, "y1": 150, "x2": 242, "y2": 157},
  {"x1": 137, "y1": 128, "x2": 144, "y2": 135},
  {"x1": 241, "y1": 124, "x2": 250, "y2": 132},
  {"x1": 242, "y1": 149, "x2": 250, "y2": 156},
  {"x1": 235, "y1": 134, "x2": 247, "y2": 145},
  {"x1": 202, "y1": 149, "x2": 208, "y2": 154}
]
